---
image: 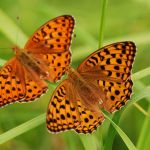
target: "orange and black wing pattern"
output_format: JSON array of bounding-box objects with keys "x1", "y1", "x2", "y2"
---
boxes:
[
  {"x1": 0, "y1": 57, "x2": 48, "y2": 106},
  {"x1": 77, "y1": 41, "x2": 136, "y2": 112},
  {"x1": 46, "y1": 79, "x2": 104, "y2": 134},
  {"x1": 25, "y1": 15, "x2": 75, "y2": 82}
]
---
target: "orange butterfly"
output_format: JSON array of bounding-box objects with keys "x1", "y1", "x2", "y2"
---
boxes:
[
  {"x1": 0, "y1": 15, "x2": 75, "y2": 107},
  {"x1": 46, "y1": 41, "x2": 136, "y2": 134}
]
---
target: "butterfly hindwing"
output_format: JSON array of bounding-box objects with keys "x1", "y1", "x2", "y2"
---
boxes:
[
  {"x1": 46, "y1": 79, "x2": 80, "y2": 133},
  {"x1": 75, "y1": 100, "x2": 104, "y2": 134},
  {"x1": 0, "y1": 57, "x2": 25, "y2": 106},
  {"x1": 19, "y1": 75, "x2": 48, "y2": 103},
  {"x1": 0, "y1": 57, "x2": 48, "y2": 106},
  {"x1": 46, "y1": 79, "x2": 104, "y2": 134},
  {"x1": 99, "y1": 78, "x2": 133, "y2": 112}
]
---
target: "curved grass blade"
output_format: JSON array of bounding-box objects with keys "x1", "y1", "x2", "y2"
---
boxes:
[
  {"x1": 78, "y1": 134, "x2": 99, "y2": 150},
  {"x1": 104, "y1": 113, "x2": 137, "y2": 150},
  {"x1": 0, "y1": 113, "x2": 45, "y2": 145},
  {"x1": 136, "y1": 82, "x2": 150, "y2": 150},
  {"x1": 98, "y1": 0, "x2": 108, "y2": 48},
  {"x1": 132, "y1": 67, "x2": 150, "y2": 81},
  {"x1": 0, "y1": 58, "x2": 6, "y2": 66},
  {"x1": 104, "y1": 111, "x2": 122, "y2": 150}
]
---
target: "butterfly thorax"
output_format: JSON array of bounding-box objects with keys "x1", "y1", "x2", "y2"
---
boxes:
[
  {"x1": 13, "y1": 46, "x2": 49, "y2": 79},
  {"x1": 67, "y1": 67, "x2": 103, "y2": 114}
]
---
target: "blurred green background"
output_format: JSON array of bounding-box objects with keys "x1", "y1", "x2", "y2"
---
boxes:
[{"x1": 0, "y1": 0, "x2": 150, "y2": 150}]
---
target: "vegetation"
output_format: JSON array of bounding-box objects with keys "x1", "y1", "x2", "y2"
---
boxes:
[{"x1": 0, "y1": 0, "x2": 150, "y2": 149}]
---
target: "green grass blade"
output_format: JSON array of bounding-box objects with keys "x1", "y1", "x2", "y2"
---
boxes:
[
  {"x1": 0, "y1": 113, "x2": 45, "y2": 145},
  {"x1": 0, "y1": 58, "x2": 6, "y2": 66},
  {"x1": 127, "y1": 85, "x2": 150, "y2": 107},
  {"x1": 133, "y1": 103, "x2": 149, "y2": 116},
  {"x1": 105, "y1": 32, "x2": 150, "y2": 46},
  {"x1": 0, "y1": 9, "x2": 27, "y2": 47},
  {"x1": 136, "y1": 82, "x2": 150, "y2": 150},
  {"x1": 62, "y1": 133, "x2": 84, "y2": 150},
  {"x1": 78, "y1": 135, "x2": 98, "y2": 150},
  {"x1": 104, "y1": 113, "x2": 137, "y2": 150},
  {"x1": 98, "y1": 0, "x2": 108, "y2": 47},
  {"x1": 104, "y1": 111, "x2": 122, "y2": 150},
  {"x1": 138, "y1": 107, "x2": 150, "y2": 150},
  {"x1": 97, "y1": 0, "x2": 108, "y2": 148},
  {"x1": 132, "y1": 66, "x2": 150, "y2": 81},
  {"x1": 137, "y1": 115, "x2": 150, "y2": 149}
]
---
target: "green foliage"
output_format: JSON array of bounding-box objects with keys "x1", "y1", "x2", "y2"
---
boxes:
[{"x1": 0, "y1": 0, "x2": 150, "y2": 150}]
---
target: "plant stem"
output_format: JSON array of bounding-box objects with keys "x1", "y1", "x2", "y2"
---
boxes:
[
  {"x1": 98, "y1": 0, "x2": 108, "y2": 48},
  {"x1": 133, "y1": 103, "x2": 149, "y2": 116}
]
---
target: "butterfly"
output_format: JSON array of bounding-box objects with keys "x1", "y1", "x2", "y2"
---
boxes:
[
  {"x1": 0, "y1": 15, "x2": 75, "y2": 107},
  {"x1": 46, "y1": 41, "x2": 136, "y2": 134}
]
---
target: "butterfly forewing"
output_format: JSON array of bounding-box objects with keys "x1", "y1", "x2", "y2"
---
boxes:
[
  {"x1": 24, "y1": 15, "x2": 74, "y2": 82},
  {"x1": 0, "y1": 58, "x2": 24, "y2": 106},
  {"x1": 25, "y1": 15, "x2": 75, "y2": 54},
  {"x1": 78, "y1": 41, "x2": 136, "y2": 82},
  {"x1": 77, "y1": 41, "x2": 136, "y2": 113}
]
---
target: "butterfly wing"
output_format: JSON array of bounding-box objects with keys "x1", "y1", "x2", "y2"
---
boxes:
[
  {"x1": 25, "y1": 15, "x2": 75, "y2": 54},
  {"x1": 39, "y1": 50, "x2": 71, "y2": 82},
  {"x1": 0, "y1": 57, "x2": 25, "y2": 106},
  {"x1": 0, "y1": 57, "x2": 48, "y2": 106},
  {"x1": 99, "y1": 78, "x2": 133, "y2": 112},
  {"x1": 74, "y1": 100, "x2": 104, "y2": 134},
  {"x1": 46, "y1": 79, "x2": 104, "y2": 134},
  {"x1": 77, "y1": 41, "x2": 136, "y2": 112},
  {"x1": 24, "y1": 15, "x2": 74, "y2": 82},
  {"x1": 19, "y1": 66, "x2": 48, "y2": 103}
]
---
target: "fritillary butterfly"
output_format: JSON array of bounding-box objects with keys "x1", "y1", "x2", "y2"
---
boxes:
[
  {"x1": 0, "y1": 15, "x2": 75, "y2": 107},
  {"x1": 46, "y1": 41, "x2": 136, "y2": 134}
]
